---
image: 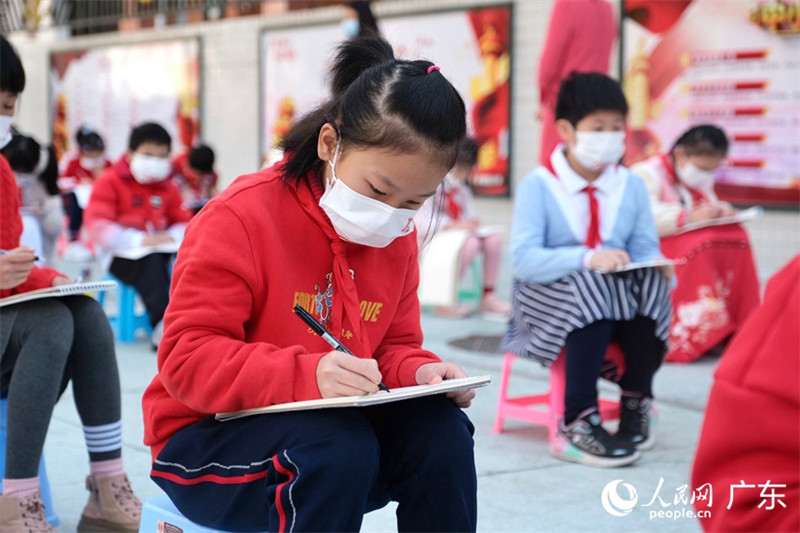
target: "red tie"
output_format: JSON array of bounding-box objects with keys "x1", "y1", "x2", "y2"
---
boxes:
[{"x1": 583, "y1": 185, "x2": 602, "y2": 249}]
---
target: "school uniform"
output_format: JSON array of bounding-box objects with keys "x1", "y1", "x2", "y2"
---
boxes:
[
  {"x1": 502, "y1": 146, "x2": 672, "y2": 419},
  {"x1": 59, "y1": 154, "x2": 111, "y2": 239},
  {"x1": 84, "y1": 156, "x2": 192, "y2": 326},
  {"x1": 632, "y1": 155, "x2": 760, "y2": 362},
  {"x1": 142, "y1": 160, "x2": 477, "y2": 532}
]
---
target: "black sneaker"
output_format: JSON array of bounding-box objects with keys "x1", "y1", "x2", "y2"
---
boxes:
[
  {"x1": 550, "y1": 408, "x2": 640, "y2": 468},
  {"x1": 616, "y1": 395, "x2": 657, "y2": 451}
]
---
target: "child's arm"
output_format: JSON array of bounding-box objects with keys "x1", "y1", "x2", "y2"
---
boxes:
[
  {"x1": 626, "y1": 178, "x2": 665, "y2": 264},
  {"x1": 373, "y1": 244, "x2": 443, "y2": 388},
  {"x1": 538, "y1": 1, "x2": 572, "y2": 109},
  {"x1": 164, "y1": 183, "x2": 193, "y2": 243},
  {"x1": 510, "y1": 175, "x2": 590, "y2": 284},
  {"x1": 83, "y1": 173, "x2": 147, "y2": 251},
  {"x1": 631, "y1": 162, "x2": 686, "y2": 237}
]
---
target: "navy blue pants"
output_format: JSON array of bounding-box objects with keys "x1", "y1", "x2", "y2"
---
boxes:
[{"x1": 151, "y1": 395, "x2": 477, "y2": 532}]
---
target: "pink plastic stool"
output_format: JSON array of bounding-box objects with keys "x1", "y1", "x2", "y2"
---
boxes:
[{"x1": 493, "y1": 347, "x2": 625, "y2": 442}]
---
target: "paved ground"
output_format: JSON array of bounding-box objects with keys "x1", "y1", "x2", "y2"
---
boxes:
[{"x1": 42, "y1": 202, "x2": 798, "y2": 532}]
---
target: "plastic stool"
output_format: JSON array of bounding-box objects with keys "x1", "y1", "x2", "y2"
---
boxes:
[
  {"x1": 140, "y1": 493, "x2": 268, "y2": 533},
  {"x1": 492, "y1": 347, "x2": 625, "y2": 443},
  {"x1": 457, "y1": 258, "x2": 482, "y2": 303},
  {"x1": 97, "y1": 275, "x2": 152, "y2": 343},
  {"x1": 0, "y1": 398, "x2": 59, "y2": 525}
]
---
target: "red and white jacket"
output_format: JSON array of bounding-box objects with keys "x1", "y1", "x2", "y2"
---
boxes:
[
  {"x1": 142, "y1": 161, "x2": 441, "y2": 459},
  {"x1": 631, "y1": 154, "x2": 719, "y2": 237},
  {"x1": 0, "y1": 155, "x2": 61, "y2": 298},
  {"x1": 84, "y1": 156, "x2": 192, "y2": 252}
]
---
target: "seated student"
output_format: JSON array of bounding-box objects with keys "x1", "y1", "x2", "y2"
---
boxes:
[
  {"x1": 142, "y1": 37, "x2": 478, "y2": 531},
  {"x1": 84, "y1": 122, "x2": 192, "y2": 348},
  {"x1": 631, "y1": 125, "x2": 760, "y2": 363},
  {"x1": 58, "y1": 126, "x2": 111, "y2": 257},
  {"x1": 501, "y1": 72, "x2": 673, "y2": 468},
  {"x1": 1, "y1": 133, "x2": 63, "y2": 267},
  {"x1": 170, "y1": 144, "x2": 218, "y2": 214},
  {"x1": 415, "y1": 137, "x2": 510, "y2": 319},
  {"x1": 0, "y1": 34, "x2": 141, "y2": 532},
  {"x1": 692, "y1": 255, "x2": 799, "y2": 533}
]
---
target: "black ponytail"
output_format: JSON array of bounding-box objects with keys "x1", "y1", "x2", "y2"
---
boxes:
[
  {"x1": 671, "y1": 124, "x2": 729, "y2": 157},
  {"x1": 280, "y1": 35, "x2": 466, "y2": 186},
  {"x1": 0, "y1": 134, "x2": 60, "y2": 195}
]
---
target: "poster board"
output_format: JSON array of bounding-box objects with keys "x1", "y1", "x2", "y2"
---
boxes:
[
  {"x1": 49, "y1": 38, "x2": 202, "y2": 163},
  {"x1": 621, "y1": 0, "x2": 800, "y2": 206},
  {"x1": 261, "y1": 5, "x2": 512, "y2": 196}
]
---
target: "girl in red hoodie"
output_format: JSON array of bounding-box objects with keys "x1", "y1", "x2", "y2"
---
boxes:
[{"x1": 143, "y1": 36, "x2": 477, "y2": 531}]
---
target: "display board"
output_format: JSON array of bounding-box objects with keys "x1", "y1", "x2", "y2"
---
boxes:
[
  {"x1": 621, "y1": 0, "x2": 800, "y2": 205},
  {"x1": 50, "y1": 38, "x2": 202, "y2": 163},
  {"x1": 261, "y1": 5, "x2": 512, "y2": 195}
]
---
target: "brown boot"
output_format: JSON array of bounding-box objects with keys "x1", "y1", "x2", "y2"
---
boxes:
[
  {"x1": 77, "y1": 474, "x2": 142, "y2": 532},
  {"x1": 0, "y1": 491, "x2": 56, "y2": 533}
]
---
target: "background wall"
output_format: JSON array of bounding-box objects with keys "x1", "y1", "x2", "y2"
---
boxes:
[{"x1": 7, "y1": 0, "x2": 574, "y2": 192}]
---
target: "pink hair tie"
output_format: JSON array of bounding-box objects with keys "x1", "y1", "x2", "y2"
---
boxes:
[{"x1": 427, "y1": 65, "x2": 441, "y2": 74}]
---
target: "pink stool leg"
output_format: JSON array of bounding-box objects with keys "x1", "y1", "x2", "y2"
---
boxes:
[
  {"x1": 547, "y1": 354, "x2": 566, "y2": 442},
  {"x1": 492, "y1": 353, "x2": 516, "y2": 434}
]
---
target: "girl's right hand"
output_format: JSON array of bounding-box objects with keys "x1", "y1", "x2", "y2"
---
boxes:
[
  {"x1": 0, "y1": 247, "x2": 36, "y2": 290},
  {"x1": 589, "y1": 249, "x2": 631, "y2": 272},
  {"x1": 687, "y1": 204, "x2": 722, "y2": 223},
  {"x1": 316, "y1": 350, "x2": 383, "y2": 398}
]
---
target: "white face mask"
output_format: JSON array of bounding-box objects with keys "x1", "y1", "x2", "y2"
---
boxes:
[
  {"x1": 319, "y1": 140, "x2": 417, "y2": 248},
  {"x1": 571, "y1": 131, "x2": 626, "y2": 172},
  {"x1": 129, "y1": 154, "x2": 171, "y2": 184},
  {"x1": 0, "y1": 116, "x2": 13, "y2": 149},
  {"x1": 677, "y1": 161, "x2": 715, "y2": 189},
  {"x1": 80, "y1": 156, "x2": 105, "y2": 170}
]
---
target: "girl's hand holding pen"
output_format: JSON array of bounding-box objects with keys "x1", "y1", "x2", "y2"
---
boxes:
[
  {"x1": 316, "y1": 350, "x2": 384, "y2": 398},
  {"x1": 0, "y1": 246, "x2": 36, "y2": 290},
  {"x1": 415, "y1": 362, "x2": 476, "y2": 408}
]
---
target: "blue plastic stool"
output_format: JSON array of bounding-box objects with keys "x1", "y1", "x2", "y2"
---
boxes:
[
  {"x1": 140, "y1": 493, "x2": 268, "y2": 533},
  {"x1": 97, "y1": 275, "x2": 152, "y2": 343},
  {"x1": 0, "y1": 398, "x2": 59, "y2": 525}
]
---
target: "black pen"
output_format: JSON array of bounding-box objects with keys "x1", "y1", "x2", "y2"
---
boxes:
[
  {"x1": 293, "y1": 304, "x2": 390, "y2": 393},
  {"x1": 0, "y1": 249, "x2": 40, "y2": 262}
]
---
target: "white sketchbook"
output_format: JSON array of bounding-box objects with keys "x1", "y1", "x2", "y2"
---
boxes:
[
  {"x1": 215, "y1": 375, "x2": 492, "y2": 421},
  {"x1": 676, "y1": 206, "x2": 763, "y2": 235},
  {"x1": 0, "y1": 280, "x2": 117, "y2": 308},
  {"x1": 599, "y1": 258, "x2": 681, "y2": 274},
  {"x1": 114, "y1": 241, "x2": 180, "y2": 260}
]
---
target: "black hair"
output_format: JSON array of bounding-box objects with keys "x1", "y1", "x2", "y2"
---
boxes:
[
  {"x1": 1, "y1": 134, "x2": 59, "y2": 195},
  {"x1": 555, "y1": 71, "x2": 629, "y2": 126},
  {"x1": 280, "y1": 36, "x2": 466, "y2": 185},
  {"x1": 348, "y1": 1, "x2": 380, "y2": 37},
  {"x1": 188, "y1": 144, "x2": 215, "y2": 173},
  {"x1": 672, "y1": 124, "x2": 729, "y2": 157},
  {"x1": 128, "y1": 122, "x2": 171, "y2": 152},
  {"x1": 0, "y1": 36, "x2": 26, "y2": 95},
  {"x1": 76, "y1": 125, "x2": 105, "y2": 152},
  {"x1": 454, "y1": 137, "x2": 479, "y2": 168}
]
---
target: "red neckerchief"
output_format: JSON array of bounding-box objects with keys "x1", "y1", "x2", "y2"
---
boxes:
[
  {"x1": 660, "y1": 153, "x2": 708, "y2": 206},
  {"x1": 444, "y1": 187, "x2": 462, "y2": 220},
  {"x1": 544, "y1": 151, "x2": 605, "y2": 248},
  {"x1": 286, "y1": 167, "x2": 370, "y2": 357}
]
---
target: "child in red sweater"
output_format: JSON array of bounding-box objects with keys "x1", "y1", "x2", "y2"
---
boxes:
[
  {"x1": 143, "y1": 36, "x2": 478, "y2": 531},
  {"x1": 84, "y1": 122, "x2": 191, "y2": 347}
]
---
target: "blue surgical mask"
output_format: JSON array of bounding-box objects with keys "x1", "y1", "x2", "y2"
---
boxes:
[{"x1": 341, "y1": 18, "x2": 360, "y2": 38}]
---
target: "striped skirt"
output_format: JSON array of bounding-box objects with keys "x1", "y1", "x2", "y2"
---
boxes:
[{"x1": 501, "y1": 268, "x2": 672, "y2": 367}]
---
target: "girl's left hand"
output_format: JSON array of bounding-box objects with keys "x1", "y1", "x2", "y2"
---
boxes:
[
  {"x1": 415, "y1": 362, "x2": 476, "y2": 408},
  {"x1": 52, "y1": 275, "x2": 73, "y2": 286}
]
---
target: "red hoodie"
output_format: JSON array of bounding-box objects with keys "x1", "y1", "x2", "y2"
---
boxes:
[
  {"x1": 692, "y1": 256, "x2": 799, "y2": 532},
  {"x1": 84, "y1": 156, "x2": 191, "y2": 250},
  {"x1": 142, "y1": 162, "x2": 441, "y2": 459},
  {"x1": 0, "y1": 155, "x2": 61, "y2": 298}
]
